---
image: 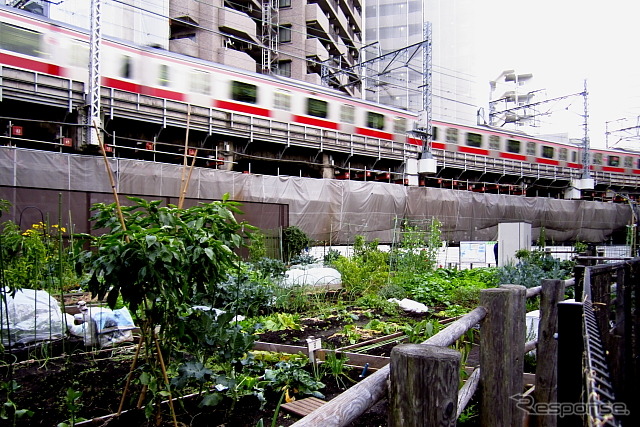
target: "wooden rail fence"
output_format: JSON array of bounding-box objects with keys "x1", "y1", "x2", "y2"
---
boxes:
[{"x1": 291, "y1": 278, "x2": 574, "y2": 426}]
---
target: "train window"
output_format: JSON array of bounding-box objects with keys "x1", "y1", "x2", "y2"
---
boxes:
[
  {"x1": 432, "y1": 126, "x2": 439, "y2": 141},
  {"x1": 70, "y1": 41, "x2": 89, "y2": 67},
  {"x1": 592, "y1": 153, "x2": 603, "y2": 165},
  {"x1": 367, "y1": 112, "x2": 385, "y2": 130},
  {"x1": 158, "y1": 64, "x2": 170, "y2": 87},
  {"x1": 190, "y1": 70, "x2": 210, "y2": 95},
  {"x1": 446, "y1": 128, "x2": 458, "y2": 144},
  {"x1": 637, "y1": 158, "x2": 640, "y2": 169},
  {"x1": 608, "y1": 155, "x2": 620, "y2": 167},
  {"x1": 624, "y1": 157, "x2": 633, "y2": 168},
  {"x1": 526, "y1": 142, "x2": 536, "y2": 155},
  {"x1": 506, "y1": 139, "x2": 520, "y2": 153},
  {"x1": 559, "y1": 148, "x2": 568, "y2": 161},
  {"x1": 466, "y1": 132, "x2": 482, "y2": 147},
  {"x1": 120, "y1": 56, "x2": 133, "y2": 79},
  {"x1": 489, "y1": 135, "x2": 500, "y2": 150},
  {"x1": 274, "y1": 90, "x2": 291, "y2": 111},
  {"x1": 307, "y1": 98, "x2": 328, "y2": 118},
  {"x1": 231, "y1": 81, "x2": 257, "y2": 103},
  {"x1": 340, "y1": 104, "x2": 355, "y2": 124},
  {"x1": 571, "y1": 151, "x2": 577, "y2": 163},
  {"x1": 0, "y1": 23, "x2": 43, "y2": 57},
  {"x1": 542, "y1": 146, "x2": 554, "y2": 159},
  {"x1": 394, "y1": 117, "x2": 407, "y2": 134}
]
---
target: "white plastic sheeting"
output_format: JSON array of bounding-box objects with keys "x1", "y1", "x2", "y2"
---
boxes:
[
  {"x1": 0, "y1": 288, "x2": 65, "y2": 347},
  {"x1": 0, "y1": 147, "x2": 631, "y2": 244}
]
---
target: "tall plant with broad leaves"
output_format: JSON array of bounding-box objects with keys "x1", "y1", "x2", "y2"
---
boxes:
[{"x1": 77, "y1": 195, "x2": 255, "y2": 419}]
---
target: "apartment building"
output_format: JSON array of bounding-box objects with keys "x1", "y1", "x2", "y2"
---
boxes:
[{"x1": 169, "y1": 0, "x2": 363, "y2": 97}]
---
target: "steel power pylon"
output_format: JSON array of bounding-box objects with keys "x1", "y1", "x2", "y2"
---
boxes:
[{"x1": 88, "y1": 0, "x2": 102, "y2": 146}]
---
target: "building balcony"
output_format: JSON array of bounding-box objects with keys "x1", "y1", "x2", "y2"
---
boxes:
[
  {"x1": 219, "y1": 8, "x2": 260, "y2": 45},
  {"x1": 217, "y1": 47, "x2": 257, "y2": 72},
  {"x1": 305, "y1": 3, "x2": 332, "y2": 41},
  {"x1": 306, "y1": 37, "x2": 330, "y2": 62}
]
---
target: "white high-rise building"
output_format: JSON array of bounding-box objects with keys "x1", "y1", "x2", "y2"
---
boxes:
[{"x1": 364, "y1": 0, "x2": 481, "y2": 125}]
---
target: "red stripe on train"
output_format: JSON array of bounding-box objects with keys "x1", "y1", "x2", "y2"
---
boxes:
[
  {"x1": 500, "y1": 152, "x2": 527, "y2": 161},
  {"x1": 102, "y1": 77, "x2": 141, "y2": 93},
  {"x1": 294, "y1": 115, "x2": 339, "y2": 130},
  {"x1": 216, "y1": 100, "x2": 271, "y2": 117},
  {"x1": 536, "y1": 158, "x2": 560, "y2": 166},
  {"x1": 567, "y1": 163, "x2": 583, "y2": 169},
  {"x1": 356, "y1": 128, "x2": 393, "y2": 140},
  {"x1": 602, "y1": 166, "x2": 625, "y2": 173},
  {"x1": 0, "y1": 52, "x2": 62, "y2": 76},
  {"x1": 458, "y1": 146, "x2": 489, "y2": 156},
  {"x1": 431, "y1": 142, "x2": 446, "y2": 150},
  {"x1": 141, "y1": 87, "x2": 185, "y2": 102}
]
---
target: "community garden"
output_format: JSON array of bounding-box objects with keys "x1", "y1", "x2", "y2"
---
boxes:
[{"x1": 0, "y1": 197, "x2": 576, "y2": 426}]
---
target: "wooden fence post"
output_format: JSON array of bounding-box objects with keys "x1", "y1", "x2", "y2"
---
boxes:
[
  {"x1": 388, "y1": 344, "x2": 460, "y2": 427},
  {"x1": 533, "y1": 279, "x2": 565, "y2": 427},
  {"x1": 480, "y1": 284, "x2": 526, "y2": 427}
]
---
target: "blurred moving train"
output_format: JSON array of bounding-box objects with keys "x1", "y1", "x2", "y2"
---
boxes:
[{"x1": 1, "y1": 5, "x2": 640, "y2": 185}]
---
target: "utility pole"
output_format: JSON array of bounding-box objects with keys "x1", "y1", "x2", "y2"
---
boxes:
[
  {"x1": 581, "y1": 79, "x2": 590, "y2": 180},
  {"x1": 87, "y1": 0, "x2": 102, "y2": 146}
]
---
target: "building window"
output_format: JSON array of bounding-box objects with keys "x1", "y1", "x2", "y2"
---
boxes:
[
  {"x1": 307, "y1": 98, "x2": 328, "y2": 118},
  {"x1": 341, "y1": 104, "x2": 355, "y2": 124},
  {"x1": 445, "y1": 128, "x2": 458, "y2": 144},
  {"x1": 526, "y1": 141, "x2": 536, "y2": 155},
  {"x1": 367, "y1": 112, "x2": 385, "y2": 130},
  {"x1": 278, "y1": 0, "x2": 292, "y2": 8},
  {"x1": 507, "y1": 139, "x2": 521, "y2": 153},
  {"x1": 489, "y1": 135, "x2": 500, "y2": 150},
  {"x1": 231, "y1": 81, "x2": 257, "y2": 103},
  {"x1": 274, "y1": 90, "x2": 291, "y2": 111},
  {"x1": 275, "y1": 60, "x2": 291, "y2": 77},
  {"x1": 158, "y1": 64, "x2": 170, "y2": 87},
  {"x1": 279, "y1": 24, "x2": 292, "y2": 43},
  {"x1": 466, "y1": 132, "x2": 482, "y2": 147}
]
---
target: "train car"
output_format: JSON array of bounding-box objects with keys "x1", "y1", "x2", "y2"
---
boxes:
[
  {"x1": 0, "y1": 5, "x2": 420, "y2": 149},
  {"x1": 430, "y1": 120, "x2": 640, "y2": 177}
]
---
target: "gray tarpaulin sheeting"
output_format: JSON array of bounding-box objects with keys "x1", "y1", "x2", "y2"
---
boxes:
[{"x1": 0, "y1": 147, "x2": 631, "y2": 244}]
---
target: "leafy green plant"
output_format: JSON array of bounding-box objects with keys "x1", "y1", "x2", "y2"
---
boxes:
[
  {"x1": 497, "y1": 249, "x2": 573, "y2": 288},
  {"x1": 56, "y1": 387, "x2": 86, "y2": 427},
  {"x1": 332, "y1": 236, "x2": 389, "y2": 295},
  {"x1": 77, "y1": 195, "x2": 255, "y2": 418},
  {"x1": 0, "y1": 380, "x2": 34, "y2": 426},
  {"x1": 322, "y1": 352, "x2": 353, "y2": 389},
  {"x1": 323, "y1": 249, "x2": 341, "y2": 266},
  {"x1": 0, "y1": 220, "x2": 80, "y2": 293},
  {"x1": 282, "y1": 226, "x2": 311, "y2": 263},
  {"x1": 402, "y1": 319, "x2": 442, "y2": 343},
  {"x1": 264, "y1": 360, "x2": 325, "y2": 400}
]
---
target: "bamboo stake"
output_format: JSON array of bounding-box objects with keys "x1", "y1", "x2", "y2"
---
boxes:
[
  {"x1": 178, "y1": 148, "x2": 198, "y2": 209},
  {"x1": 117, "y1": 334, "x2": 144, "y2": 415},
  {"x1": 154, "y1": 331, "x2": 178, "y2": 427},
  {"x1": 177, "y1": 107, "x2": 192, "y2": 208},
  {"x1": 93, "y1": 122, "x2": 127, "y2": 233}
]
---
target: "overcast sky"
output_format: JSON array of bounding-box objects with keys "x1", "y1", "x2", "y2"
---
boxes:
[{"x1": 474, "y1": 0, "x2": 640, "y2": 148}]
